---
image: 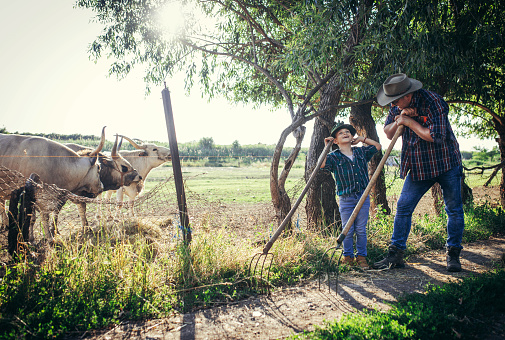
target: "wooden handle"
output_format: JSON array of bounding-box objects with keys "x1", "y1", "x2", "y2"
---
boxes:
[
  {"x1": 262, "y1": 140, "x2": 334, "y2": 254},
  {"x1": 336, "y1": 125, "x2": 404, "y2": 244}
]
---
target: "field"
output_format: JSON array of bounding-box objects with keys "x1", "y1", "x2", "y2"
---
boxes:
[
  {"x1": 143, "y1": 163, "x2": 502, "y2": 218},
  {"x1": 144, "y1": 164, "x2": 306, "y2": 204}
]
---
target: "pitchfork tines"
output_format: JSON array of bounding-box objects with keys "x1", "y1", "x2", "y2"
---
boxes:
[{"x1": 248, "y1": 241, "x2": 275, "y2": 293}]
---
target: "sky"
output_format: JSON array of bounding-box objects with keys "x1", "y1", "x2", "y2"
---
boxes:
[{"x1": 0, "y1": 0, "x2": 496, "y2": 152}]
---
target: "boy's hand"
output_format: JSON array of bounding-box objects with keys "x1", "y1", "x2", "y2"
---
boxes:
[
  {"x1": 324, "y1": 137, "x2": 335, "y2": 146},
  {"x1": 351, "y1": 136, "x2": 365, "y2": 145}
]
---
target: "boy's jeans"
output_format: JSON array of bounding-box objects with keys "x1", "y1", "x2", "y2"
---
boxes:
[
  {"x1": 339, "y1": 192, "x2": 370, "y2": 257},
  {"x1": 391, "y1": 165, "x2": 465, "y2": 250}
]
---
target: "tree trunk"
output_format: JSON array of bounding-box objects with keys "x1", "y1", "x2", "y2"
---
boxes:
[
  {"x1": 270, "y1": 125, "x2": 306, "y2": 229},
  {"x1": 497, "y1": 136, "x2": 505, "y2": 208},
  {"x1": 431, "y1": 183, "x2": 444, "y2": 216},
  {"x1": 305, "y1": 80, "x2": 342, "y2": 230},
  {"x1": 484, "y1": 164, "x2": 502, "y2": 187},
  {"x1": 349, "y1": 102, "x2": 391, "y2": 215}
]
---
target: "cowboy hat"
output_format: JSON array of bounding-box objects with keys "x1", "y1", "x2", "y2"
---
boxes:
[
  {"x1": 376, "y1": 73, "x2": 423, "y2": 106},
  {"x1": 330, "y1": 121, "x2": 356, "y2": 138}
]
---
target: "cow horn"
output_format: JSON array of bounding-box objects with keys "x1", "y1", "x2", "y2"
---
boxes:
[
  {"x1": 121, "y1": 135, "x2": 146, "y2": 150},
  {"x1": 90, "y1": 126, "x2": 106, "y2": 156},
  {"x1": 111, "y1": 134, "x2": 119, "y2": 159}
]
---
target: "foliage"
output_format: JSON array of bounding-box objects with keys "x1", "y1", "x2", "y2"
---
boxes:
[
  {"x1": 472, "y1": 146, "x2": 500, "y2": 163},
  {"x1": 0, "y1": 241, "x2": 176, "y2": 338},
  {"x1": 292, "y1": 270, "x2": 505, "y2": 340}
]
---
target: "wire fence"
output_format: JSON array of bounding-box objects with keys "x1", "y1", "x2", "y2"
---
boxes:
[{"x1": 1, "y1": 163, "x2": 500, "y2": 253}]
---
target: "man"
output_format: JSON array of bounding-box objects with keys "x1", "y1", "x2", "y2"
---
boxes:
[{"x1": 373, "y1": 73, "x2": 465, "y2": 272}]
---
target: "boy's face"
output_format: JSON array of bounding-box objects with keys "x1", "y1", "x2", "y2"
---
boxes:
[{"x1": 334, "y1": 128, "x2": 352, "y2": 145}]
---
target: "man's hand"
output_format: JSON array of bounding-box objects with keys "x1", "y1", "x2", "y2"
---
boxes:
[
  {"x1": 394, "y1": 114, "x2": 414, "y2": 128},
  {"x1": 401, "y1": 107, "x2": 417, "y2": 117}
]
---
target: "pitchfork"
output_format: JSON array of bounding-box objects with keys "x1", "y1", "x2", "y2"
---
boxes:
[
  {"x1": 248, "y1": 140, "x2": 334, "y2": 293},
  {"x1": 318, "y1": 125, "x2": 404, "y2": 295}
]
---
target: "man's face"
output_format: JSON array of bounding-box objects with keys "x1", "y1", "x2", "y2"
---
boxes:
[{"x1": 391, "y1": 93, "x2": 412, "y2": 110}]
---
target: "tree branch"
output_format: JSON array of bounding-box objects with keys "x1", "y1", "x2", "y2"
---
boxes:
[{"x1": 447, "y1": 100, "x2": 503, "y2": 126}]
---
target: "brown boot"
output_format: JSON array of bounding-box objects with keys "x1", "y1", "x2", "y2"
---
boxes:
[
  {"x1": 356, "y1": 256, "x2": 369, "y2": 269},
  {"x1": 342, "y1": 256, "x2": 355, "y2": 267}
]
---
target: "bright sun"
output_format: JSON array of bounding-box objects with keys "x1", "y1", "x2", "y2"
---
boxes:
[{"x1": 157, "y1": 1, "x2": 186, "y2": 38}]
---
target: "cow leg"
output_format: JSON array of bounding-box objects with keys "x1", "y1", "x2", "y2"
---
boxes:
[
  {"x1": 29, "y1": 209, "x2": 36, "y2": 243},
  {"x1": 0, "y1": 202, "x2": 7, "y2": 229},
  {"x1": 76, "y1": 202, "x2": 89, "y2": 233},
  {"x1": 40, "y1": 212, "x2": 54, "y2": 242},
  {"x1": 128, "y1": 197, "x2": 135, "y2": 217}
]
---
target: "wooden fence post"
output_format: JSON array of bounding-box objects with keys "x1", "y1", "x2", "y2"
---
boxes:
[{"x1": 162, "y1": 85, "x2": 191, "y2": 245}]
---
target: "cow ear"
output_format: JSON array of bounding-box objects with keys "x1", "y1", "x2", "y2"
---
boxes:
[{"x1": 140, "y1": 151, "x2": 148, "y2": 157}]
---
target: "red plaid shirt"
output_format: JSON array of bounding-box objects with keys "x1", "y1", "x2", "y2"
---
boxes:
[{"x1": 384, "y1": 89, "x2": 462, "y2": 181}]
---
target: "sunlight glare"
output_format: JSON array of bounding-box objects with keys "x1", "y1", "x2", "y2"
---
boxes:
[{"x1": 157, "y1": 1, "x2": 185, "y2": 38}]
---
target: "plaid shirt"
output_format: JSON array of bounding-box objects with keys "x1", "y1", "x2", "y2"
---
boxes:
[
  {"x1": 384, "y1": 89, "x2": 462, "y2": 181},
  {"x1": 323, "y1": 145, "x2": 378, "y2": 196}
]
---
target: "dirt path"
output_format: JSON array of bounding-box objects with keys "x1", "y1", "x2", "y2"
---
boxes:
[{"x1": 74, "y1": 236, "x2": 505, "y2": 340}]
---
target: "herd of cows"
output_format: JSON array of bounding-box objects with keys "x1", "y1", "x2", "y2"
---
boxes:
[{"x1": 0, "y1": 126, "x2": 171, "y2": 242}]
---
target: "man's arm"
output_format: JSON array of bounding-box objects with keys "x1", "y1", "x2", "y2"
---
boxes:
[
  {"x1": 384, "y1": 121, "x2": 399, "y2": 140},
  {"x1": 384, "y1": 108, "x2": 434, "y2": 142},
  {"x1": 394, "y1": 115, "x2": 434, "y2": 142}
]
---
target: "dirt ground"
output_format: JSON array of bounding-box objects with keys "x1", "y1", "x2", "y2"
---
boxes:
[{"x1": 73, "y1": 236, "x2": 505, "y2": 340}]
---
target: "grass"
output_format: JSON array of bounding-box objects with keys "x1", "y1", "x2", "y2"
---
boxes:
[
  {"x1": 145, "y1": 164, "x2": 306, "y2": 203},
  {"x1": 1, "y1": 166, "x2": 504, "y2": 339}
]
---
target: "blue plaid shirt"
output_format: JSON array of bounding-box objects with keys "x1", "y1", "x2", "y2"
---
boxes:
[
  {"x1": 323, "y1": 145, "x2": 378, "y2": 196},
  {"x1": 384, "y1": 89, "x2": 462, "y2": 181}
]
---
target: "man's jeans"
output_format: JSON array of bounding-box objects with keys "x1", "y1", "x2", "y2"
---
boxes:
[
  {"x1": 391, "y1": 166, "x2": 465, "y2": 250},
  {"x1": 339, "y1": 192, "x2": 370, "y2": 257}
]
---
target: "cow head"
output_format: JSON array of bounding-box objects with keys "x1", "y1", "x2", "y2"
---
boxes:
[
  {"x1": 74, "y1": 133, "x2": 142, "y2": 192},
  {"x1": 121, "y1": 135, "x2": 171, "y2": 162},
  {"x1": 73, "y1": 127, "x2": 106, "y2": 197}
]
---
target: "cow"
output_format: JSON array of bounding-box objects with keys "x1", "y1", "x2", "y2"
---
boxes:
[
  {"x1": 104, "y1": 135, "x2": 171, "y2": 214},
  {"x1": 0, "y1": 127, "x2": 106, "y2": 240},
  {"x1": 65, "y1": 134, "x2": 142, "y2": 226}
]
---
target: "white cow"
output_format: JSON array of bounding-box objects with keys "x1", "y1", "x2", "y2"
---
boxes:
[
  {"x1": 0, "y1": 127, "x2": 106, "y2": 239},
  {"x1": 105, "y1": 136, "x2": 171, "y2": 213}
]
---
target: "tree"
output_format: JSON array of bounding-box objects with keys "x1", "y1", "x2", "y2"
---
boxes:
[
  {"x1": 198, "y1": 137, "x2": 215, "y2": 151},
  {"x1": 77, "y1": 0, "x2": 395, "y2": 229}
]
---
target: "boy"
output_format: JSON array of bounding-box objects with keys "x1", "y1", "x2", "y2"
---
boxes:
[{"x1": 321, "y1": 121, "x2": 381, "y2": 269}]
